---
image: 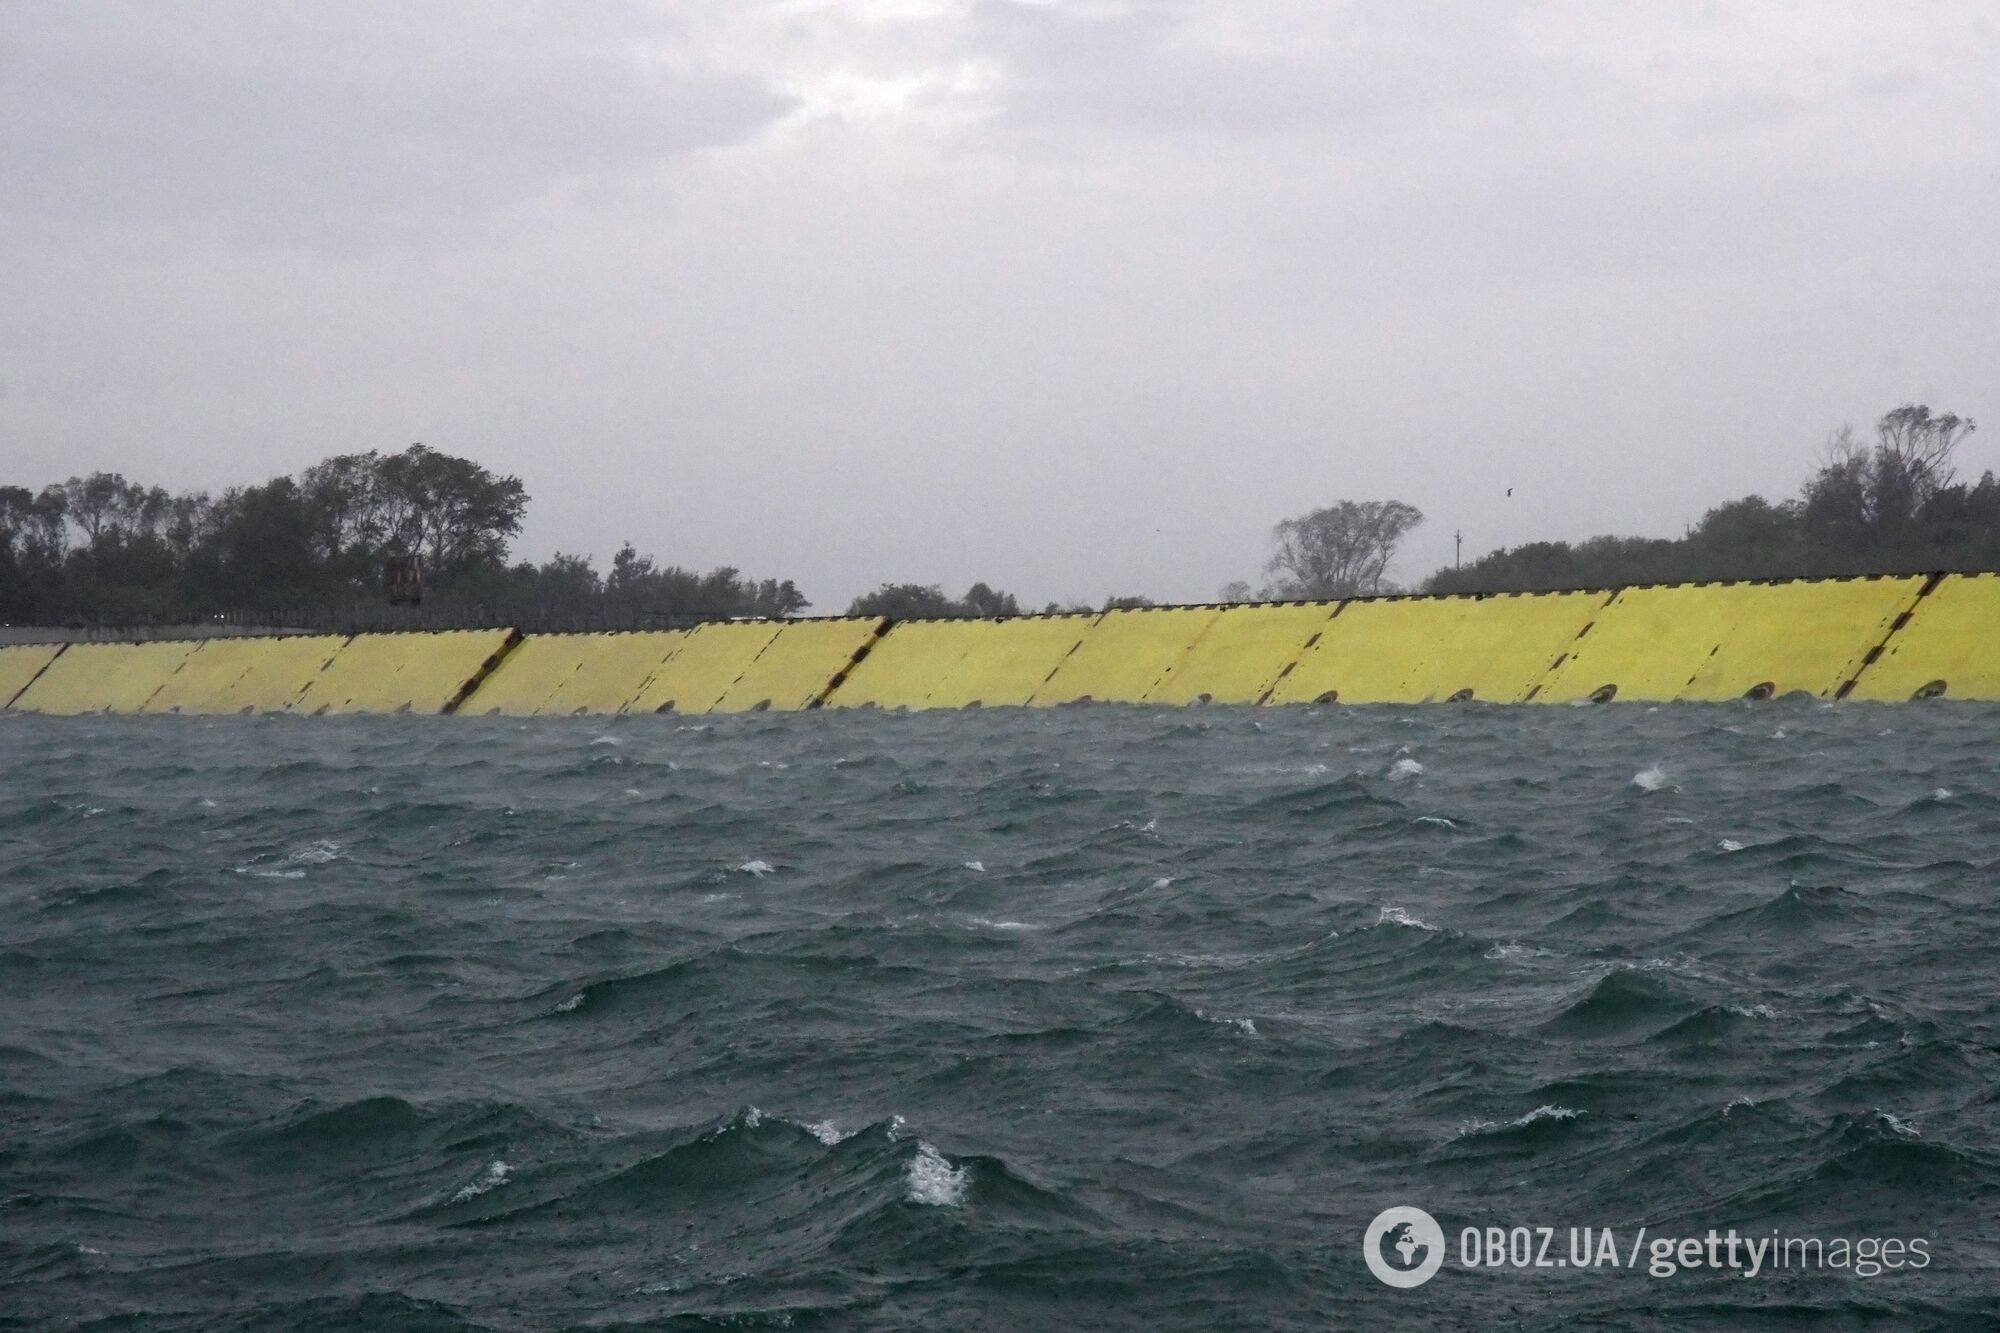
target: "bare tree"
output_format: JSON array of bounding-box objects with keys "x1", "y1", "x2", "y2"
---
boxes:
[
  {"x1": 1265, "y1": 500, "x2": 1423, "y2": 599},
  {"x1": 1874, "y1": 403, "x2": 1975, "y2": 507}
]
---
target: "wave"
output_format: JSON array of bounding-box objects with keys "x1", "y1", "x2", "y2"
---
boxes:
[{"x1": 1538, "y1": 967, "x2": 1701, "y2": 1039}]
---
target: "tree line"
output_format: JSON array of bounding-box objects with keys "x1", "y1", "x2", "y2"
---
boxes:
[
  {"x1": 6, "y1": 404, "x2": 1983, "y2": 627},
  {"x1": 0, "y1": 445, "x2": 805, "y2": 627},
  {"x1": 1224, "y1": 404, "x2": 1982, "y2": 601},
  {"x1": 1427, "y1": 405, "x2": 1982, "y2": 593}
]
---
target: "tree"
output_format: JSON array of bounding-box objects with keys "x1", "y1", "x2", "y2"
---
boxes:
[
  {"x1": 605, "y1": 543, "x2": 658, "y2": 601},
  {"x1": 372, "y1": 444, "x2": 527, "y2": 578},
  {"x1": 747, "y1": 578, "x2": 810, "y2": 618},
  {"x1": 1102, "y1": 594, "x2": 1154, "y2": 610},
  {"x1": 299, "y1": 451, "x2": 383, "y2": 575},
  {"x1": 1266, "y1": 500, "x2": 1423, "y2": 598},
  {"x1": 847, "y1": 583, "x2": 964, "y2": 619},
  {"x1": 192, "y1": 479, "x2": 323, "y2": 604},
  {"x1": 534, "y1": 552, "x2": 603, "y2": 601},
  {"x1": 846, "y1": 581, "x2": 1024, "y2": 619},
  {"x1": 961, "y1": 582, "x2": 1021, "y2": 617},
  {"x1": 1875, "y1": 403, "x2": 1974, "y2": 508}
]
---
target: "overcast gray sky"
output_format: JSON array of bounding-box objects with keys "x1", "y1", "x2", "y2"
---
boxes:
[{"x1": 3, "y1": 1, "x2": 1994, "y2": 610}]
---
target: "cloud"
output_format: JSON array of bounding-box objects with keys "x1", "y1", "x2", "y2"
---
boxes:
[
  {"x1": 0, "y1": 3, "x2": 793, "y2": 250},
  {"x1": 0, "y1": 0, "x2": 1994, "y2": 608}
]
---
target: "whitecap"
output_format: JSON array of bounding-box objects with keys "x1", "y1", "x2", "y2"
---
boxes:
[
  {"x1": 1377, "y1": 905, "x2": 1437, "y2": 931},
  {"x1": 1388, "y1": 757, "x2": 1424, "y2": 781},
  {"x1": 968, "y1": 917, "x2": 1037, "y2": 931},
  {"x1": 809, "y1": 1119, "x2": 851, "y2": 1145},
  {"x1": 1196, "y1": 1008, "x2": 1257, "y2": 1036},
  {"x1": 588, "y1": 735, "x2": 621, "y2": 747},
  {"x1": 1140, "y1": 817, "x2": 1159, "y2": 832},
  {"x1": 1723, "y1": 1095, "x2": 1754, "y2": 1117},
  {"x1": 1413, "y1": 815, "x2": 1457, "y2": 829},
  {"x1": 1932, "y1": 787, "x2": 1953, "y2": 801},
  {"x1": 1631, "y1": 766, "x2": 1668, "y2": 792},
  {"x1": 1453, "y1": 1104, "x2": 1583, "y2": 1140},
  {"x1": 1771, "y1": 728, "x2": 1787, "y2": 739},
  {"x1": 905, "y1": 1141, "x2": 968, "y2": 1207},
  {"x1": 1484, "y1": 943, "x2": 1552, "y2": 962},
  {"x1": 757, "y1": 760, "x2": 789, "y2": 770},
  {"x1": 737, "y1": 859, "x2": 776, "y2": 878},
  {"x1": 962, "y1": 860, "x2": 985, "y2": 873},
  {"x1": 1718, "y1": 838, "x2": 1745, "y2": 852},
  {"x1": 1875, "y1": 1109, "x2": 1920, "y2": 1138},
  {"x1": 552, "y1": 993, "x2": 585, "y2": 1014},
  {"x1": 1729, "y1": 1003, "x2": 1779, "y2": 1020},
  {"x1": 233, "y1": 865, "x2": 306, "y2": 880},
  {"x1": 451, "y1": 1160, "x2": 510, "y2": 1203},
  {"x1": 1149, "y1": 877, "x2": 1173, "y2": 890},
  {"x1": 1515, "y1": 1104, "x2": 1581, "y2": 1125}
]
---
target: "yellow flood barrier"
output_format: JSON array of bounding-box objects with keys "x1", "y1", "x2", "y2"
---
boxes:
[
  {"x1": 9, "y1": 640, "x2": 201, "y2": 714},
  {"x1": 0, "y1": 643, "x2": 65, "y2": 709},
  {"x1": 822, "y1": 619, "x2": 991, "y2": 710},
  {"x1": 923, "y1": 615, "x2": 1095, "y2": 709},
  {"x1": 547, "y1": 631, "x2": 693, "y2": 715},
  {"x1": 624, "y1": 621, "x2": 782, "y2": 714},
  {"x1": 288, "y1": 629, "x2": 516, "y2": 714},
  {"x1": 712, "y1": 618, "x2": 886, "y2": 713},
  {"x1": 1844, "y1": 573, "x2": 1998, "y2": 701},
  {"x1": 142, "y1": 636, "x2": 349, "y2": 714},
  {"x1": 1030, "y1": 607, "x2": 1223, "y2": 705},
  {"x1": 1533, "y1": 577, "x2": 1925, "y2": 703},
  {"x1": 1143, "y1": 602, "x2": 1339, "y2": 706},
  {"x1": 1269, "y1": 591, "x2": 1612, "y2": 705},
  {"x1": 454, "y1": 632, "x2": 600, "y2": 716},
  {"x1": 459, "y1": 631, "x2": 695, "y2": 716}
]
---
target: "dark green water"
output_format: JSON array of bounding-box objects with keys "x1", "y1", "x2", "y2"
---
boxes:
[{"x1": 3, "y1": 704, "x2": 1997, "y2": 1329}]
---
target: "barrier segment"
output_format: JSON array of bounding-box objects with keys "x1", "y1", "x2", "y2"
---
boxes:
[
  {"x1": 0, "y1": 643, "x2": 65, "y2": 710},
  {"x1": 542, "y1": 631, "x2": 694, "y2": 715},
  {"x1": 1144, "y1": 603, "x2": 1340, "y2": 706},
  {"x1": 9, "y1": 641, "x2": 201, "y2": 714},
  {"x1": 822, "y1": 619, "x2": 990, "y2": 709},
  {"x1": 288, "y1": 630, "x2": 517, "y2": 714},
  {"x1": 1031, "y1": 607, "x2": 1223, "y2": 705},
  {"x1": 624, "y1": 621, "x2": 782, "y2": 714},
  {"x1": 712, "y1": 618, "x2": 886, "y2": 712},
  {"x1": 456, "y1": 633, "x2": 602, "y2": 715},
  {"x1": 142, "y1": 636, "x2": 349, "y2": 714},
  {"x1": 1270, "y1": 591, "x2": 1612, "y2": 705},
  {"x1": 1844, "y1": 573, "x2": 1997, "y2": 701},
  {"x1": 1533, "y1": 577, "x2": 1926, "y2": 703},
  {"x1": 925, "y1": 615, "x2": 1095, "y2": 709},
  {"x1": 461, "y1": 631, "x2": 700, "y2": 716}
]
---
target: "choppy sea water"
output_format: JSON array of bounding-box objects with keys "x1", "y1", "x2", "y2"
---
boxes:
[{"x1": 3, "y1": 703, "x2": 1998, "y2": 1330}]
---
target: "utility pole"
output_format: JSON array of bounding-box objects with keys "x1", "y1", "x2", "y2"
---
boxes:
[{"x1": 1454, "y1": 529, "x2": 1462, "y2": 569}]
